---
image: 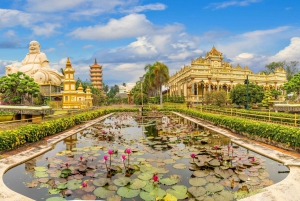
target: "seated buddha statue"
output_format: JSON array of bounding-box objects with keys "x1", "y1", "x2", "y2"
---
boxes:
[{"x1": 5, "y1": 40, "x2": 64, "y2": 86}]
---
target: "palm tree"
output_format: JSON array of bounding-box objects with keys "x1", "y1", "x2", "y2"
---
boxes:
[{"x1": 152, "y1": 62, "x2": 169, "y2": 106}]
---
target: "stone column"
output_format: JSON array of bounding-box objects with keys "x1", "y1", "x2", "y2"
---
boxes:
[
  {"x1": 196, "y1": 82, "x2": 199, "y2": 101},
  {"x1": 208, "y1": 78, "x2": 211, "y2": 93}
]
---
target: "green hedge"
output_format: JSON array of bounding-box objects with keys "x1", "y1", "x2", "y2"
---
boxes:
[
  {"x1": 159, "y1": 107, "x2": 300, "y2": 148},
  {"x1": 196, "y1": 106, "x2": 300, "y2": 125},
  {"x1": 0, "y1": 108, "x2": 139, "y2": 151}
]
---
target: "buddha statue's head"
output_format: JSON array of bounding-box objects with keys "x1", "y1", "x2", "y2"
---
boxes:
[{"x1": 29, "y1": 41, "x2": 41, "y2": 54}]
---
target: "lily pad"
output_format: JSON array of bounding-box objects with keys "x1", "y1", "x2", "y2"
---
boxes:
[
  {"x1": 206, "y1": 183, "x2": 224, "y2": 193},
  {"x1": 94, "y1": 187, "x2": 115, "y2": 198},
  {"x1": 67, "y1": 179, "x2": 82, "y2": 190},
  {"x1": 107, "y1": 195, "x2": 122, "y2": 201},
  {"x1": 173, "y1": 164, "x2": 187, "y2": 169},
  {"x1": 239, "y1": 174, "x2": 248, "y2": 182},
  {"x1": 189, "y1": 178, "x2": 207, "y2": 186},
  {"x1": 213, "y1": 190, "x2": 234, "y2": 201},
  {"x1": 45, "y1": 197, "x2": 66, "y2": 201},
  {"x1": 34, "y1": 171, "x2": 49, "y2": 178},
  {"x1": 188, "y1": 186, "x2": 206, "y2": 197},
  {"x1": 34, "y1": 166, "x2": 47, "y2": 172},
  {"x1": 82, "y1": 194, "x2": 96, "y2": 200},
  {"x1": 140, "y1": 187, "x2": 166, "y2": 201},
  {"x1": 49, "y1": 188, "x2": 61, "y2": 194},
  {"x1": 113, "y1": 177, "x2": 131, "y2": 186},
  {"x1": 93, "y1": 178, "x2": 110, "y2": 187},
  {"x1": 166, "y1": 185, "x2": 188, "y2": 199},
  {"x1": 117, "y1": 187, "x2": 140, "y2": 198},
  {"x1": 160, "y1": 177, "x2": 179, "y2": 185},
  {"x1": 193, "y1": 170, "x2": 209, "y2": 177},
  {"x1": 57, "y1": 183, "x2": 68, "y2": 190},
  {"x1": 130, "y1": 179, "x2": 147, "y2": 189},
  {"x1": 138, "y1": 172, "x2": 153, "y2": 181}
]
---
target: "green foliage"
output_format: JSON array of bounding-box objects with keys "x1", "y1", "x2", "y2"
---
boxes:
[
  {"x1": 0, "y1": 72, "x2": 40, "y2": 104},
  {"x1": 261, "y1": 89, "x2": 272, "y2": 107},
  {"x1": 0, "y1": 108, "x2": 140, "y2": 151},
  {"x1": 107, "y1": 85, "x2": 120, "y2": 98},
  {"x1": 283, "y1": 71, "x2": 300, "y2": 94},
  {"x1": 271, "y1": 89, "x2": 281, "y2": 100},
  {"x1": 210, "y1": 91, "x2": 227, "y2": 106},
  {"x1": 159, "y1": 108, "x2": 300, "y2": 148},
  {"x1": 230, "y1": 83, "x2": 264, "y2": 107},
  {"x1": 265, "y1": 61, "x2": 299, "y2": 81},
  {"x1": 133, "y1": 92, "x2": 148, "y2": 105}
]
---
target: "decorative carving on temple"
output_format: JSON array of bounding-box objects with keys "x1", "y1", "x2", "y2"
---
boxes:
[{"x1": 206, "y1": 46, "x2": 223, "y2": 57}]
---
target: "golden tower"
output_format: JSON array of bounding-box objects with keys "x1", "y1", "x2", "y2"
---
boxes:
[
  {"x1": 62, "y1": 58, "x2": 79, "y2": 109},
  {"x1": 90, "y1": 59, "x2": 103, "y2": 90}
]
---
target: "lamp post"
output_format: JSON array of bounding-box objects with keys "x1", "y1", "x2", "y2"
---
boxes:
[
  {"x1": 139, "y1": 76, "x2": 144, "y2": 115},
  {"x1": 201, "y1": 80, "x2": 204, "y2": 106},
  {"x1": 244, "y1": 75, "x2": 249, "y2": 110}
]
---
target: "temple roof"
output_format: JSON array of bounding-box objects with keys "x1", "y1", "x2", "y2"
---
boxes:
[
  {"x1": 64, "y1": 57, "x2": 75, "y2": 73},
  {"x1": 90, "y1": 58, "x2": 102, "y2": 68},
  {"x1": 207, "y1": 46, "x2": 222, "y2": 56}
]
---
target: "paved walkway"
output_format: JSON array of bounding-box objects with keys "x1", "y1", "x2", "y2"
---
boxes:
[
  {"x1": 0, "y1": 113, "x2": 113, "y2": 201},
  {"x1": 173, "y1": 112, "x2": 300, "y2": 201}
]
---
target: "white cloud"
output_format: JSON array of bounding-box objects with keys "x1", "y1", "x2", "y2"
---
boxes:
[
  {"x1": 69, "y1": 14, "x2": 184, "y2": 41},
  {"x1": 205, "y1": 0, "x2": 261, "y2": 9},
  {"x1": 120, "y1": 3, "x2": 167, "y2": 13},
  {"x1": 269, "y1": 37, "x2": 300, "y2": 62},
  {"x1": 242, "y1": 26, "x2": 290, "y2": 38},
  {"x1": 2, "y1": 30, "x2": 16, "y2": 38},
  {"x1": 31, "y1": 23, "x2": 61, "y2": 37},
  {"x1": 82, "y1": 45, "x2": 94, "y2": 49},
  {"x1": 0, "y1": 8, "x2": 43, "y2": 28},
  {"x1": 43, "y1": 48, "x2": 56, "y2": 53}
]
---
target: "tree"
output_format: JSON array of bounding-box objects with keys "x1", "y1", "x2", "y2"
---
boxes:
[
  {"x1": 211, "y1": 91, "x2": 227, "y2": 106},
  {"x1": 283, "y1": 71, "x2": 300, "y2": 95},
  {"x1": 230, "y1": 83, "x2": 264, "y2": 107},
  {"x1": 103, "y1": 83, "x2": 109, "y2": 93},
  {"x1": 107, "y1": 85, "x2": 119, "y2": 98},
  {"x1": 261, "y1": 88, "x2": 272, "y2": 107},
  {"x1": 142, "y1": 62, "x2": 170, "y2": 106},
  {"x1": 264, "y1": 61, "x2": 299, "y2": 80},
  {"x1": 0, "y1": 72, "x2": 40, "y2": 105},
  {"x1": 122, "y1": 83, "x2": 126, "y2": 87}
]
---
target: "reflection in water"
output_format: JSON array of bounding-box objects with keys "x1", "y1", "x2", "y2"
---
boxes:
[{"x1": 64, "y1": 134, "x2": 77, "y2": 151}]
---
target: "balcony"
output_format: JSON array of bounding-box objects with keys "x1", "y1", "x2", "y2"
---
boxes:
[
  {"x1": 91, "y1": 78, "x2": 102, "y2": 81},
  {"x1": 90, "y1": 70, "x2": 102, "y2": 73}
]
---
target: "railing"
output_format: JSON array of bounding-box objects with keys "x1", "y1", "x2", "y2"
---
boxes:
[{"x1": 195, "y1": 105, "x2": 299, "y2": 127}]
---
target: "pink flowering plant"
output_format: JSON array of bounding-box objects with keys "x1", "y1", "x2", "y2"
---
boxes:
[{"x1": 125, "y1": 148, "x2": 132, "y2": 169}]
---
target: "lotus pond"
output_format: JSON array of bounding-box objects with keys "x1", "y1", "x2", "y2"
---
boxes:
[{"x1": 4, "y1": 112, "x2": 289, "y2": 201}]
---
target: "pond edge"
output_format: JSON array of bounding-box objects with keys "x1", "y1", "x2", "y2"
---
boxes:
[{"x1": 0, "y1": 113, "x2": 113, "y2": 201}]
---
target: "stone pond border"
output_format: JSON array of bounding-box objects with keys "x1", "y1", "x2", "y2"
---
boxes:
[
  {"x1": 173, "y1": 112, "x2": 300, "y2": 201},
  {"x1": 0, "y1": 113, "x2": 113, "y2": 201},
  {"x1": 1, "y1": 111, "x2": 300, "y2": 201}
]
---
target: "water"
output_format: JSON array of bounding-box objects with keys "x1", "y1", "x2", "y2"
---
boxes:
[{"x1": 3, "y1": 113, "x2": 289, "y2": 201}]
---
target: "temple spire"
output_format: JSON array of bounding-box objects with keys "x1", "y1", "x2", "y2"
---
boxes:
[{"x1": 94, "y1": 58, "x2": 97, "y2": 65}]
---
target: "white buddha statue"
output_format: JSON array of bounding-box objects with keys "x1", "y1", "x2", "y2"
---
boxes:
[{"x1": 5, "y1": 40, "x2": 64, "y2": 86}]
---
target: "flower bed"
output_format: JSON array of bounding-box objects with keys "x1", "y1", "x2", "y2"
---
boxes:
[
  {"x1": 0, "y1": 108, "x2": 140, "y2": 151},
  {"x1": 160, "y1": 108, "x2": 300, "y2": 149}
]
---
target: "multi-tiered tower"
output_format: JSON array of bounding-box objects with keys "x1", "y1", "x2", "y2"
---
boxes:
[{"x1": 90, "y1": 59, "x2": 103, "y2": 90}]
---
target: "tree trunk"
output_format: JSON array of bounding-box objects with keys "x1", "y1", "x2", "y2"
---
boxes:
[{"x1": 160, "y1": 85, "x2": 163, "y2": 107}]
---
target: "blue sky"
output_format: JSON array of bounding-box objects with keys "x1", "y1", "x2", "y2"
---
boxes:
[{"x1": 0, "y1": 0, "x2": 299, "y2": 85}]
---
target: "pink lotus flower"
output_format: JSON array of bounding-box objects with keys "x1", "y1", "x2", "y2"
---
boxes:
[
  {"x1": 153, "y1": 174, "x2": 159, "y2": 182},
  {"x1": 227, "y1": 145, "x2": 231, "y2": 150},
  {"x1": 121, "y1": 154, "x2": 126, "y2": 161},
  {"x1": 108, "y1": 149, "x2": 114, "y2": 155},
  {"x1": 239, "y1": 157, "x2": 241, "y2": 160},
  {"x1": 104, "y1": 155, "x2": 108, "y2": 161},
  {"x1": 82, "y1": 181, "x2": 87, "y2": 187},
  {"x1": 251, "y1": 157, "x2": 255, "y2": 162},
  {"x1": 214, "y1": 145, "x2": 219, "y2": 150},
  {"x1": 65, "y1": 163, "x2": 69, "y2": 167},
  {"x1": 125, "y1": 148, "x2": 132, "y2": 154},
  {"x1": 80, "y1": 156, "x2": 83, "y2": 161},
  {"x1": 190, "y1": 153, "x2": 196, "y2": 158}
]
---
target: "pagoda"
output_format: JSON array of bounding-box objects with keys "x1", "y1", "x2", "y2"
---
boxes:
[{"x1": 90, "y1": 59, "x2": 103, "y2": 90}]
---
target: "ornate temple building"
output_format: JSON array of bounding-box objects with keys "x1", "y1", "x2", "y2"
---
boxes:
[
  {"x1": 62, "y1": 58, "x2": 93, "y2": 109},
  {"x1": 90, "y1": 59, "x2": 103, "y2": 90},
  {"x1": 167, "y1": 46, "x2": 287, "y2": 103}
]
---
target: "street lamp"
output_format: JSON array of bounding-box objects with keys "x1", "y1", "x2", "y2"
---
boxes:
[
  {"x1": 200, "y1": 80, "x2": 204, "y2": 106},
  {"x1": 244, "y1": 75, "x2": 249, "y2": 110},
  {"x1": 139, "y1": 76, "x2": 144, "y2": 115}
]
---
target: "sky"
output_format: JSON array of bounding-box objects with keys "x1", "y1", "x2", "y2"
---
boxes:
[{"x1": 0, "y1": 0, "x2": 300, "y2": 86}]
